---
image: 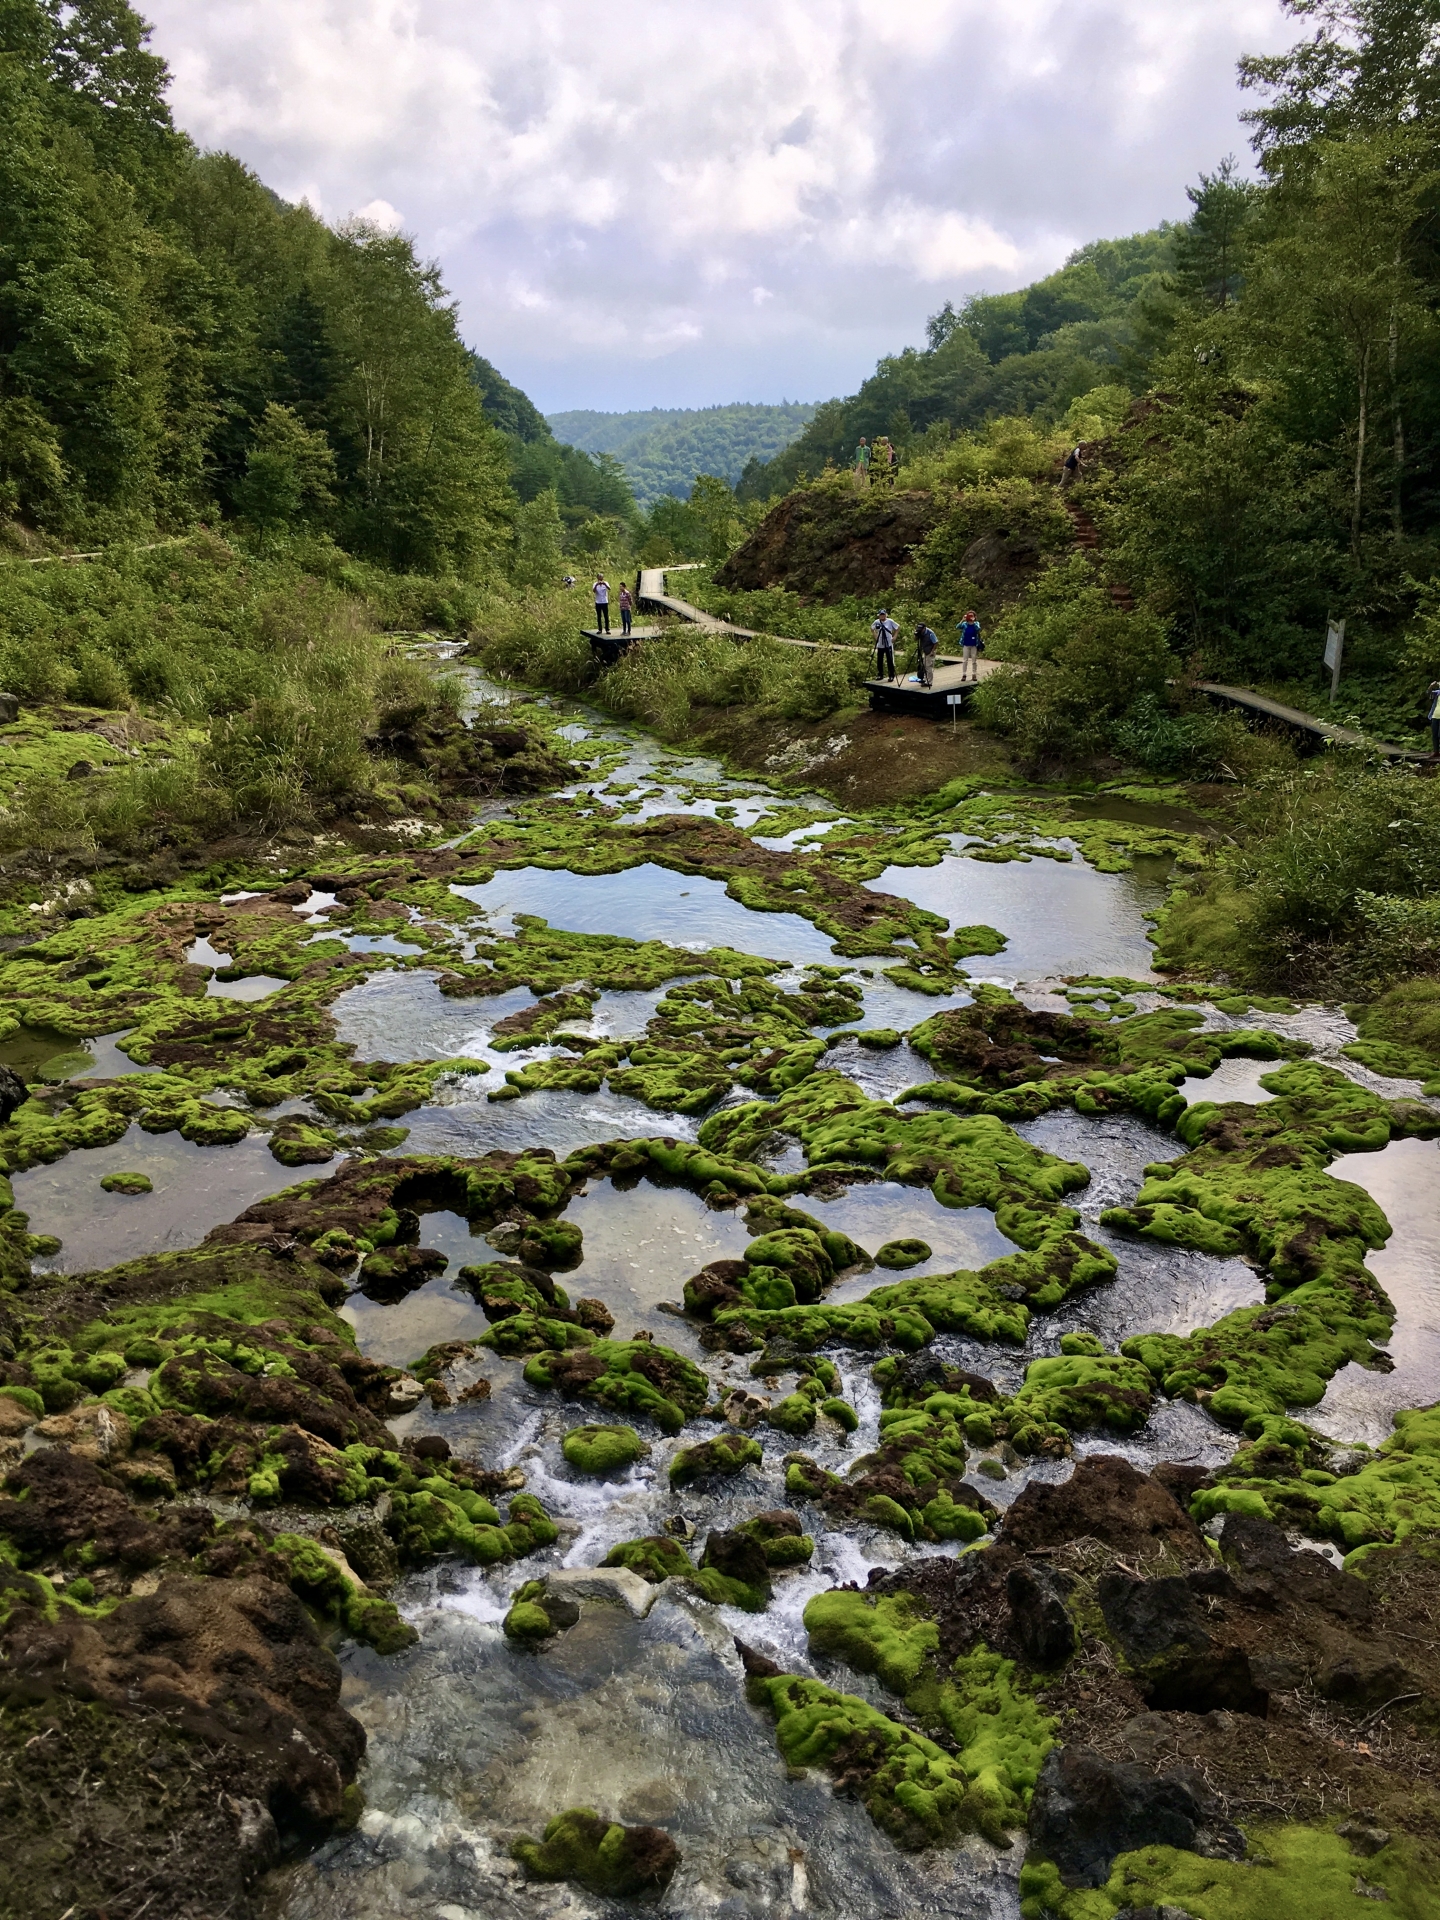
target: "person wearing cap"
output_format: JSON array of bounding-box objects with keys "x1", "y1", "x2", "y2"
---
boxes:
[{"x1": 871, "y1": 608, "x2": 898, "y2": 680}]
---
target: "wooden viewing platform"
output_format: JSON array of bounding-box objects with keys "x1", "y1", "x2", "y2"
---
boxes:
[{"x1": 863, "y1": 656, "x2": 1006, "y2": 716}]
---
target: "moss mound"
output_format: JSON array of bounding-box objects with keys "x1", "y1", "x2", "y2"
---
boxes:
[
  {"x1": 512, "y1": 1807, "x2": 680, "y2": 1897},
  {"x1": 560, "y1": 1423, "x2": 647, "y2": 1477},
  {"x1": 875, "y1": 1237, "x2": 931, "y2": 1269},
  {"x1": 99, "y1": 1171, "x2": 152, "y2": 1196}
]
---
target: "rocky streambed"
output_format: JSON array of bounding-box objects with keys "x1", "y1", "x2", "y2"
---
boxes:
[{"x1": 0, "y1": 674, "x2": 1436, "y2": 1920}]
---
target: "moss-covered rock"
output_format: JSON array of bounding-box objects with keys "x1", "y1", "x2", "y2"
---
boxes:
[
  {"x1": 511, "y1": 1806, "x2": 680, "y2": 1896},
  {"x1": 99, "y1": 1170, "x2": 152, "y2": 1195},
  {"x1": 669, "y1": 1432, "x2": 762, "y2": 1488},
  {"x1": 600, "y1": 1534, "x2": 695, "y2": 1583},
  {"x1": 561, "y1": 1423, "x2": 648, "y2": 1477},
  {"x1": 523, "y1": 1339, "x2": 710, "y2": 1434},
  {"x1": 875, "y1": 1236, "x2": 931, "y2": 1269}
]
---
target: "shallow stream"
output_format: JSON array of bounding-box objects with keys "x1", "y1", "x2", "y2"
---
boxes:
[{"x1": 15, "y1": 677, "x2": 1436, "y2": 1920}]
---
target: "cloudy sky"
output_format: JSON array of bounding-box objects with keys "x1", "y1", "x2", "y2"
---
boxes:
[{"x1": 143, "y1": 0, "x2": 1295, "y2": 414}]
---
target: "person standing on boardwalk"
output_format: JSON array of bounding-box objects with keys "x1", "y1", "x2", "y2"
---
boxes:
[
  {"x1": 1428, "y1": 681, "x2": 1440, "y2": 755},
  {"x1": 593, "y1": 576, "x2": 610, "y2": 633},
  {"x1": 915, "y1": 620, "x2": 939, "y2": 689},
  {"x1": 618, "y1": 582, "x2": 634, "y2": 638},
  {"x1": 871, "y1": 608, "x2": 898, "y2": 681},
  {"x1": 853, "y1": 437, "x2": 871, "y2": 490},
  {"x1": 956, "y1": 609, "x2": 983, "y2": 681}
]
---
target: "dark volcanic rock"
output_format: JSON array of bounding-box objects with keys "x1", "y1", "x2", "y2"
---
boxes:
[
  {"x1": 1007, "y1": 1563, "x2": 1077, "y2": 1667},
  {"x1": 1028, "y1": 1745, "x2": 1245, "y2": 1888}
]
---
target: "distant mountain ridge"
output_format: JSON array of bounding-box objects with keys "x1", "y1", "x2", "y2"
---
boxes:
[{"x1": 546, "y1": 402, "x2": 817, "y2": 505}]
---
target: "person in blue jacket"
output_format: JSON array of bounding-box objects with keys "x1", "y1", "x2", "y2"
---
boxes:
[{"x1": 956, "y1": 609, "x2": 983, "y2": 681}]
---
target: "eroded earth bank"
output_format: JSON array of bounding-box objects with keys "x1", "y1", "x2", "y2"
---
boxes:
[{"x1": 1, "y1": 672, "x2": 1437, "y2": 1920}]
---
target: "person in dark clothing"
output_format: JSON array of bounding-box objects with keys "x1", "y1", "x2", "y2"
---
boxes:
[
  {"x1": 593, "y1": 576, "x2": 610, "y2": 633},
  {"x1": 1060, "y1": 444, "x2": 1082, "y2": 490},
  {"x1": 915, "y1": 621, "x2": 939, "y2": 688},
  {"x1": 1428, "y1": 681, "x2": 1440, "y2": 755},
  {"x1": 871, "y1": 609, "x2": 898, "y2": 680},
  {"x1": 618, "y1": 583, "x2": 634, "y2": 637}
]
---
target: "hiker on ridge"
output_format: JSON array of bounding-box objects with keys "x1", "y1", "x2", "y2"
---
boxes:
[
  {"x1": 854, "y1": 437, "x2": 872, "y2": 490},
  {"x1": 1428, "y1": 680, "x2": 1440, "y2": 756},
  {"x1": 871, "y1": 609, "x2": 898, "y2": 681},
  {"x1": 1060, "y1": 443, "x2": 1082, "y2": 490},
  {"x1": 593, "y1": 575, "x2": 610, "y2": 634}
]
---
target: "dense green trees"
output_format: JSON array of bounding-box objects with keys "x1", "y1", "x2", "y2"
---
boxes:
[
  {"x1": 0, "y1": 0, "x2": 514, "y2": 570},
  {"x1": 548, "y1": 404, "x2": 816, "y2": 506}
]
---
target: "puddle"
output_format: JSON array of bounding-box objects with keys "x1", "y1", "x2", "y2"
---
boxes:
[
  {"x1": 13, "y1": 1124, "x2": 311, "y2": 1271},
  {"x1": 868, "y1": 850, "x2": 1165, "y2": 982},
  {"x1": 1308, "y1": 1135, "x2": 1440, "y2": 1449},
  {"x1": 451, "y1": 863, "x2": 844, "y2": 968},
  {"x1": 1178, "y1": 1055, "x2": 1280, "y2": 1106},
  {"x1": 206, "y1": 973, "x2": 290, "y2": 1002}
]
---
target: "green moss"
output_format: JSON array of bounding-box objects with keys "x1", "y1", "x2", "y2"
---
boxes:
[
  {"x1": 503, "y1": 1580, "x2": 559, "y2": 1643},
  {"x1": 601, "y1": 1534, "x2": 695, "y2": 1583},
  {"x1": 875, "y1": 1237, "x2": 931, "y2": 1269},
  {"x1": 736, "y1": 1511, "x2": 814, "y2": 1566},
  {"x1": 561, "y1": 1423, "x2": 647, "y2": 1477},
  {"x1": 669, "y1": 1432, "x2": 762, "y2": 1488},
  {"x1": 1007, "y1": 1350, "x2": 1155, "y2": 1445},
  {"x1": 270, "y1": 1533, "x2": 417, "y2": 1655},
  {"x1": 805, "y1": 1588, "x2": 940, "y2": 1692},
  {"x1": 1020, "y1": 1823, "x2": 1430, "y2": 1920},
  {"x1": 99, "y1": 1170, "x2": 152, "y2": 1195},
  {"x1": 524, "y1": 1339, "x2": 710, "y2": 1434},
  {"x1": 387, "y1": 1485, "x2": 557, "y2": 1568},
  {"x1": 511, "y1": 1807, "x2": 679, "y2": 1897}
]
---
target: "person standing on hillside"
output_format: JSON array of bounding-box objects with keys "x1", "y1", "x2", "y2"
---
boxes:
[
  {"x1": 853, "y1": 437, "x2": 871, "y2": 490},
  {"x1": 618, "y1": 582, "x2": 634, "y2": 638},
  {"x1": 871, "y1": 609, "x2": 898, "y2": 681},
  {"x1": 956, "y1": 609, "x2": 983, "y2": 681},
  {"x1": 915, "y1": 620, "x2": 939, "y2": 689},
  {"x1": 882, "y1": 437, "x2": 898, "y2": 487},
  {"x1": 593, "y1": 575, "x2": 610, "y2": 633},
  {"x1": 1060, "y1": 444, "x2": 1083, "y2": 490},
  {"x1": 1428, "y1": 681, "x2": 1440, "y2": 755}
]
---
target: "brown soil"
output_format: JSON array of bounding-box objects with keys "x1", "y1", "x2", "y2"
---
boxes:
[
  {"x1": 717, "y1": 489, "x2": 942, "y2": 601},
  {"x1": 693, "y1": 705, "x2": 1016, "y2": 805}
]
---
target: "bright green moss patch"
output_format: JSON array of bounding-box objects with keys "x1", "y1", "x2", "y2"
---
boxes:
[
  {"x1": 805, "y1": 1588, "x2": 940, "y2": 1692},
  {"x1": 669, "y1": 1432, "x2": 762, "y2": 1488},
  {"x1": 511, "y1": 1807, "x2": 680, "y2": 1897},
  {"x1": 1020, "y1": 1822, "x2": 1430, "y2": 1920},
  {"x1": 876, "y1": 1237, "x2": 931, "y2": 1269},
  {"x1": 601, "y1": 1534, "x2": 694, "y2": 1583},
  {"x1": 271, "y1": 1532, "x2": 416, "y2": 1655},
  {"x1": 99, "y1": 1170, "x2": 152, "y2": 1195},
  {"x1": 561, "y1": 1423, "x2": 647, "y2": 1477}
]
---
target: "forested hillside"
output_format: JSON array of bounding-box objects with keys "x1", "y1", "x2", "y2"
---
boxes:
[{"x1": 548, "y1": 403, "x2": 816, "y2": 504}]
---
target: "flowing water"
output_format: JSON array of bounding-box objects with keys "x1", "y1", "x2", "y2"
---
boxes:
[{"x1": 15, "y1": 675, "x2": 1436, "y2": 1920}]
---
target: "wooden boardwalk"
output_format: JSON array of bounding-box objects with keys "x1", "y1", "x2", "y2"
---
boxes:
[{"x1": 1196, "y1": 682, "x2": 1429, "y2": 762}]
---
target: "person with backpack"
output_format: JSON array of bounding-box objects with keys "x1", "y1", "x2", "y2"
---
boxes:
[
  {"x1": 593, "y1": 576, "x2": 610, "y2": 633},
  {"x1": 956, "y1": 609, "x2": 983, "y2": 681},
  {"x1": 871, "y1": 608, "x2": 898, "y2": 681},
  {"x1": 618, "y1": 582, "x2": 634, "y2": 637},
  {"x1": 1428, "y1": 681, "x2": 1440, "y2": 755},
  {"x1": 915, "y1": 620, "x2": 939, "y2": 688}
]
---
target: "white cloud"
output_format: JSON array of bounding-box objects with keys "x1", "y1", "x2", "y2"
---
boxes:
[
  {"x1": 355, "y1": 197, "x2": 404, "y2": 232},
  {"x1": 141, "y1": 0, "x2": 1296, "y2": 409}
]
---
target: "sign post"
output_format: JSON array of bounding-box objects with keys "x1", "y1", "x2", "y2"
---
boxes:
[{"x1": 1324, "y1": 619, "x2": 1345, "y2": 705}]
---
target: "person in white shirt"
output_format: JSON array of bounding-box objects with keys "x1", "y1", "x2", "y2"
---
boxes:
[
  {"x1": 593, "y1": 576, "x2": 610, "y2": 633},
  {"x1": 871, "y1": 609, "x2": 898, "y2": 681}
]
